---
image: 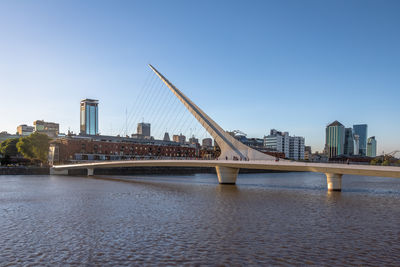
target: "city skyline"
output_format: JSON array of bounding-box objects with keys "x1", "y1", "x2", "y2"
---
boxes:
[{"x1": 0, "y1": 0, "x2": 399, "y2": 153}]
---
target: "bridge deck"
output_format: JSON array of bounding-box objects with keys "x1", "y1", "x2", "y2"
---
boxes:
[{"x1": 52, "y1": 160, "x2": 400, "y2": 178}]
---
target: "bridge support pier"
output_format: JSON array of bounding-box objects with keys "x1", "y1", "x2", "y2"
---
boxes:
[
  {"x1": 87, "y1": 168, "x2": 94, "y2": 176},
  {"x1": 50, "y1": 168, "x2": 68, "y2": 175},
  {"x1": 326, "y1": 173, "x2": 342, "y2": 191},
  {"x1": 216, "y1": 166, "x2": 239, "y2": 184}
]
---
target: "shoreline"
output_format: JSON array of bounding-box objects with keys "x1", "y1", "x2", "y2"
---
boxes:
[
  {"x1": 0, "y1": 166, "x2": 50, "y2": 175},
  {"x1": 0, "y1": 166, "x2": 292, "y2": 176}
]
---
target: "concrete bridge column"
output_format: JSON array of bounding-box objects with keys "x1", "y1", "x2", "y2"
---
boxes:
[
  {"x1": 216, "y1": 166, "x2": 239, "y2": 184},
  {"x1": 87, "y1": 168, "x2": 94, "y2": 176},
  {"x1": 50, "y1": 168, "x2": 68, "y2": 175},
  {"x1": 326, "y1": 173, "x2": 343, "y2": 191}
]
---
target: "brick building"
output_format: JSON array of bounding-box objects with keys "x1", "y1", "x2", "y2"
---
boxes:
[{"x1": 49, "y1": 136, "x2": 198, "y2": 164}]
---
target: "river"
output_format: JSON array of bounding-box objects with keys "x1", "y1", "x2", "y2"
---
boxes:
[{"x1": 1, "y1": 172, "x2": 399, "y2": 265}]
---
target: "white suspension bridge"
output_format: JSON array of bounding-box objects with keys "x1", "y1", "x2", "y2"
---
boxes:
[{"x1": 51, "y1": 65, "x2": 400, "y2": 191}]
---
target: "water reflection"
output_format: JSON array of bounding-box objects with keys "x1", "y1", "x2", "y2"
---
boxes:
[
  {"x1": 325, "y1": 190, "x2": 342, "y2": 204},
  {"x1": 215, "y1": 184, "x2": 239, "y2": 194}
]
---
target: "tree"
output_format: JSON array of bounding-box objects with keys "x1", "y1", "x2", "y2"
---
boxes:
[
  {"x1": 370, "y1": 159, "x2": 378, "y2": 165},
  {"x1": 0, "y1": 138, "x2": 20, "y2": 157},
  {"x1": 30, "y1": 132, "x2": 50, "y2": 163},
  {"x1": 17, "y1": 137, "x2": 35, "y2": 160},
  {"x1": 17, "y1": 132, "x2": 50, "y2": 164}
]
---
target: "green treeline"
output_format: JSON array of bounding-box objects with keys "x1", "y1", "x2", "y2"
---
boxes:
[
  {"x1": 370, "y1": 156, "x2": 400, "y2": 166},
  {"x1": 0, "y1": 132, "x2": 50, "y2": 166}
]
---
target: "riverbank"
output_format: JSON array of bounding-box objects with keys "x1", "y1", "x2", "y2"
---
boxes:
[
  {"x1": 0, "y1": 166, "x2": 291, "y2": 175},
  {"x1": 0, "y1": 166, "x2": 49, "y2": 175}
]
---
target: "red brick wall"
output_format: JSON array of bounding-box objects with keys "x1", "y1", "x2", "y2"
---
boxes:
[{"x1": 52, "y1": 138, "x2": 197, "y2": 163}]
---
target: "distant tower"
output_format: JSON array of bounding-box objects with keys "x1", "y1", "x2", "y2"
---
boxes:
[
  {"x1": 354, "y1": 135, "x2": 360, "y2": 156},
  {"x1": 367, "y1": 136, "x2": 377, "y2": 157},
  {"x1": 163, "y1": 132, "x2": 170, "y2": 141},
  {"x1": 80, "y1": 99, "x2": 99, "y2": 135},
  {"x1": 353, "y1": 124, "x2": 368, "y2": 156},
  {"x1": 137, "y1": 122, "x2": 151, "y2": 138},
  {"x1": 325, "y1": 120, "x2": 345, "y2": 158},
  {"x1": 344, "y1": 128, "x2": 354, "y2": 156}
]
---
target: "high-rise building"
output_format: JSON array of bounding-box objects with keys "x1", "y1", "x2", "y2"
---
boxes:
[
  {"x1": 354, "y1": 135, "x2": 360, "y2": 155},
  {"x1": 17, "y1": 124, "x2": 34, "y2": 136},
  {"x1": 344, "y1": 128, "x2": 354, "y2": 156},
  {"x1": 33, "y1": 120, "x2": 59, "y2": 138},
  {"x1": 289, "y1": 136, "x2": 305, "y2": 160},
  {"x1": 264, "y1": 129, "x2": 290, "y2": 158},
  {"x1": 137, "y1": 122, "x2": 151, "y2": 138},
  {"x1": 353, "y1": 124, "x2": 367, "y2": 156},
  {"x1": 80, "y1": 99, "x2": 99, "y2": 135},
  {"x1": 264, "y1": 129, "x2": 304, "y2": 160},
  {"x1": 325, "y1": 120, "x2": 345, "y2": 158},
  {"x1": 367, "y1": 136, "x2": 377, "y2": 157}
]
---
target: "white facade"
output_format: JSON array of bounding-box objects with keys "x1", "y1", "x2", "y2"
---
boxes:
[
  {"x1": 264, "y1": 134, "x2": 289, "y2": 157},
  {"x1": 354, "y1": 135, "x2": 360, "y2": 156},
  {"x1": 264, "y1": 135, "x2": 281, "y2": 150},
  {"x1": 264, "y1": 129, "x2": 304, "y2": 160}
]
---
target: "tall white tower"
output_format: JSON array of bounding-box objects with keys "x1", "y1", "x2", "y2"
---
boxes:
[{"x1": 354, "y1": 135, "x2": 360, "y2": 156}]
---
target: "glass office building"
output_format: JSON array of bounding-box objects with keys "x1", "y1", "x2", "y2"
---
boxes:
[
  {"x1": 325, "y1": 120, "x2": 345, "y2": 158},
  {"x1": 344, "y1": 128, "x2": 354, "y2": 156},
  {"x1": 80, "y1": 99, "x2": 99, "y2": 135},
  {"x1": 353, "y1": 124, "x2": 368, "y2": 156},
  {"x1": 367, "y1": 136, "x2": 377, "y2": 157}
]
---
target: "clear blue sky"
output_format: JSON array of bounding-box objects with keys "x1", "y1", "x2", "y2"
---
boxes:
[{"x1": 0, "y1": 0, "x2": 399, "y2": 153}]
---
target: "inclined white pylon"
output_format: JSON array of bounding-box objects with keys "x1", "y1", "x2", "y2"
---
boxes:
[{"x1": 149, "y1": 64, "x2": 275, "y2": 161}]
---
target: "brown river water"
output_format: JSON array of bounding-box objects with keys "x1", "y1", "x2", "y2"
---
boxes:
[{"x1": 1, "y1": 172, "x2": 400, "y2": 266}]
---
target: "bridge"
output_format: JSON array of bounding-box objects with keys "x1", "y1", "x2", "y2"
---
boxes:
[{"x1": 51, "y1": 64, "x2": 400, "y2": 191}]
